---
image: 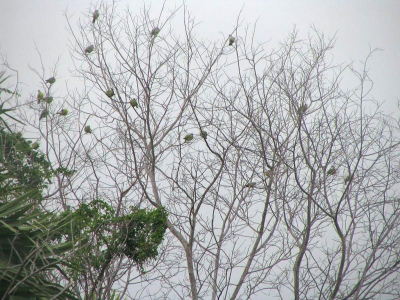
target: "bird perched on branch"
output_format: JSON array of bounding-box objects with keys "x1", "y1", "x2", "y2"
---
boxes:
[
  {"x1": 200, "y1": 131, "x2": 207, "y2": 139},
  {"x1": 299, "y1": 103, "x2": 308, "y2": 114},
  {"x1": 327, "y1": 166, "x2": 336, "y2": 175},
  {"x1": 85, "y1": 45, "x2": 94, "y2": 54},
  {"x1": 105, "y1": 89, "x2": 115, "y2": 98},
  {"x1": 84, "y1": 125, "x2": 92, "y2": 134},
  {"x1": 130, "y1": 99, "x2": 138, "y2": 108},
  {"x1": 31, "y1": 142, "x2": 40, "y2": 150},
  {"x1": 184, "y1": 133, "x2": 193, "y2": 142},
  {"x1": 245, "y1": 182, "x2": 256, "y2": 188},
  {"x1": 92, "y1": 10, "x2": 99, "y2": 24},
  {"x1": 150, "y1": 27, "x2": 160, "y2": 37},
  {"x1": 344, "y1": 174, "x2": 352, "y2": 183},
  {"x1": 39, "y1": 109, "x2": 49, "y2": 121},
  {"x1": 43, "y1": 96, "x2": 53, "y2": 104},
  {"x1": 46, "y1": 77, "x2": 56, "y2": 85},
  {"x1": 57, "y1": 108, "x2": 68, "y2": 116},
  {"x1": 228, "y1": 35, "x2": 235, "y2": 46},
  {"x1": 37, "y1": 90, "x2": 44, "y2": 103}
]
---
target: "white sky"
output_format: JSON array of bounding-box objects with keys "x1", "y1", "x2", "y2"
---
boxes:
[
  {"x1": 0, "y1": 1, "x2": 399, "y2": 298},
  {"x1": 0, "y1": 0, "x2": 399, "y2": 114}
]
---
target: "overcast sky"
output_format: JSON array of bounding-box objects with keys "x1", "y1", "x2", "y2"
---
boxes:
[
  {"x1": 0, "y1": 0, "x2": 399, "y2": 112},
  {"x1": 1, "y1": 2, "x2": 399, "y2": 299}
]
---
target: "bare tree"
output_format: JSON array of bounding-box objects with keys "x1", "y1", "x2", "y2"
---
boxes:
[{"x1": 20, "y1": 2, "x2": 400, "y2": 299}]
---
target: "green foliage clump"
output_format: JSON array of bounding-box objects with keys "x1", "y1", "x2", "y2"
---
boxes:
[
  {"x1": 54, "y1": 200, "x2": 168, "y2": 273},
  {"x1": 121, "y1": 207, "x2": 168, "y2": 266},
  {"x1": 52, "y1": 200, "x2": 116, "y2": 270},
  {"x1": 0, "y1": 128, "x2": 52, "y2": 196}
]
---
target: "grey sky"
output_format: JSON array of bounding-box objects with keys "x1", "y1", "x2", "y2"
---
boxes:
[
  {"x1": 1, "y1": 0, "x2": 399, "y2": 113},
  {"x1": 1, "y1": 1, "x2": 399, "y2": 299}
]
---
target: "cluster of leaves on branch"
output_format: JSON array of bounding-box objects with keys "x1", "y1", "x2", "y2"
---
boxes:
[
  {"x1": 121, "y1": 206, "x2": 168, "y2": 266},
  {"x1": 53, "y1": 199, "x2": 168, "y2": 272},
  {"x1": 0, "y1": 128, "x2": 52, "y2": 195}
]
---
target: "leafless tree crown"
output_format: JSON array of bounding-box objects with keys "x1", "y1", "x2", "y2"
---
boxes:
[{"x1": 21, "y1": 2, "x2": 400, "y2": 300}]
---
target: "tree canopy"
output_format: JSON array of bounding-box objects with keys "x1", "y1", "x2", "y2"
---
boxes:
[{"x1": 5, "y1": 2, "x2": 400, "y2": 300}]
